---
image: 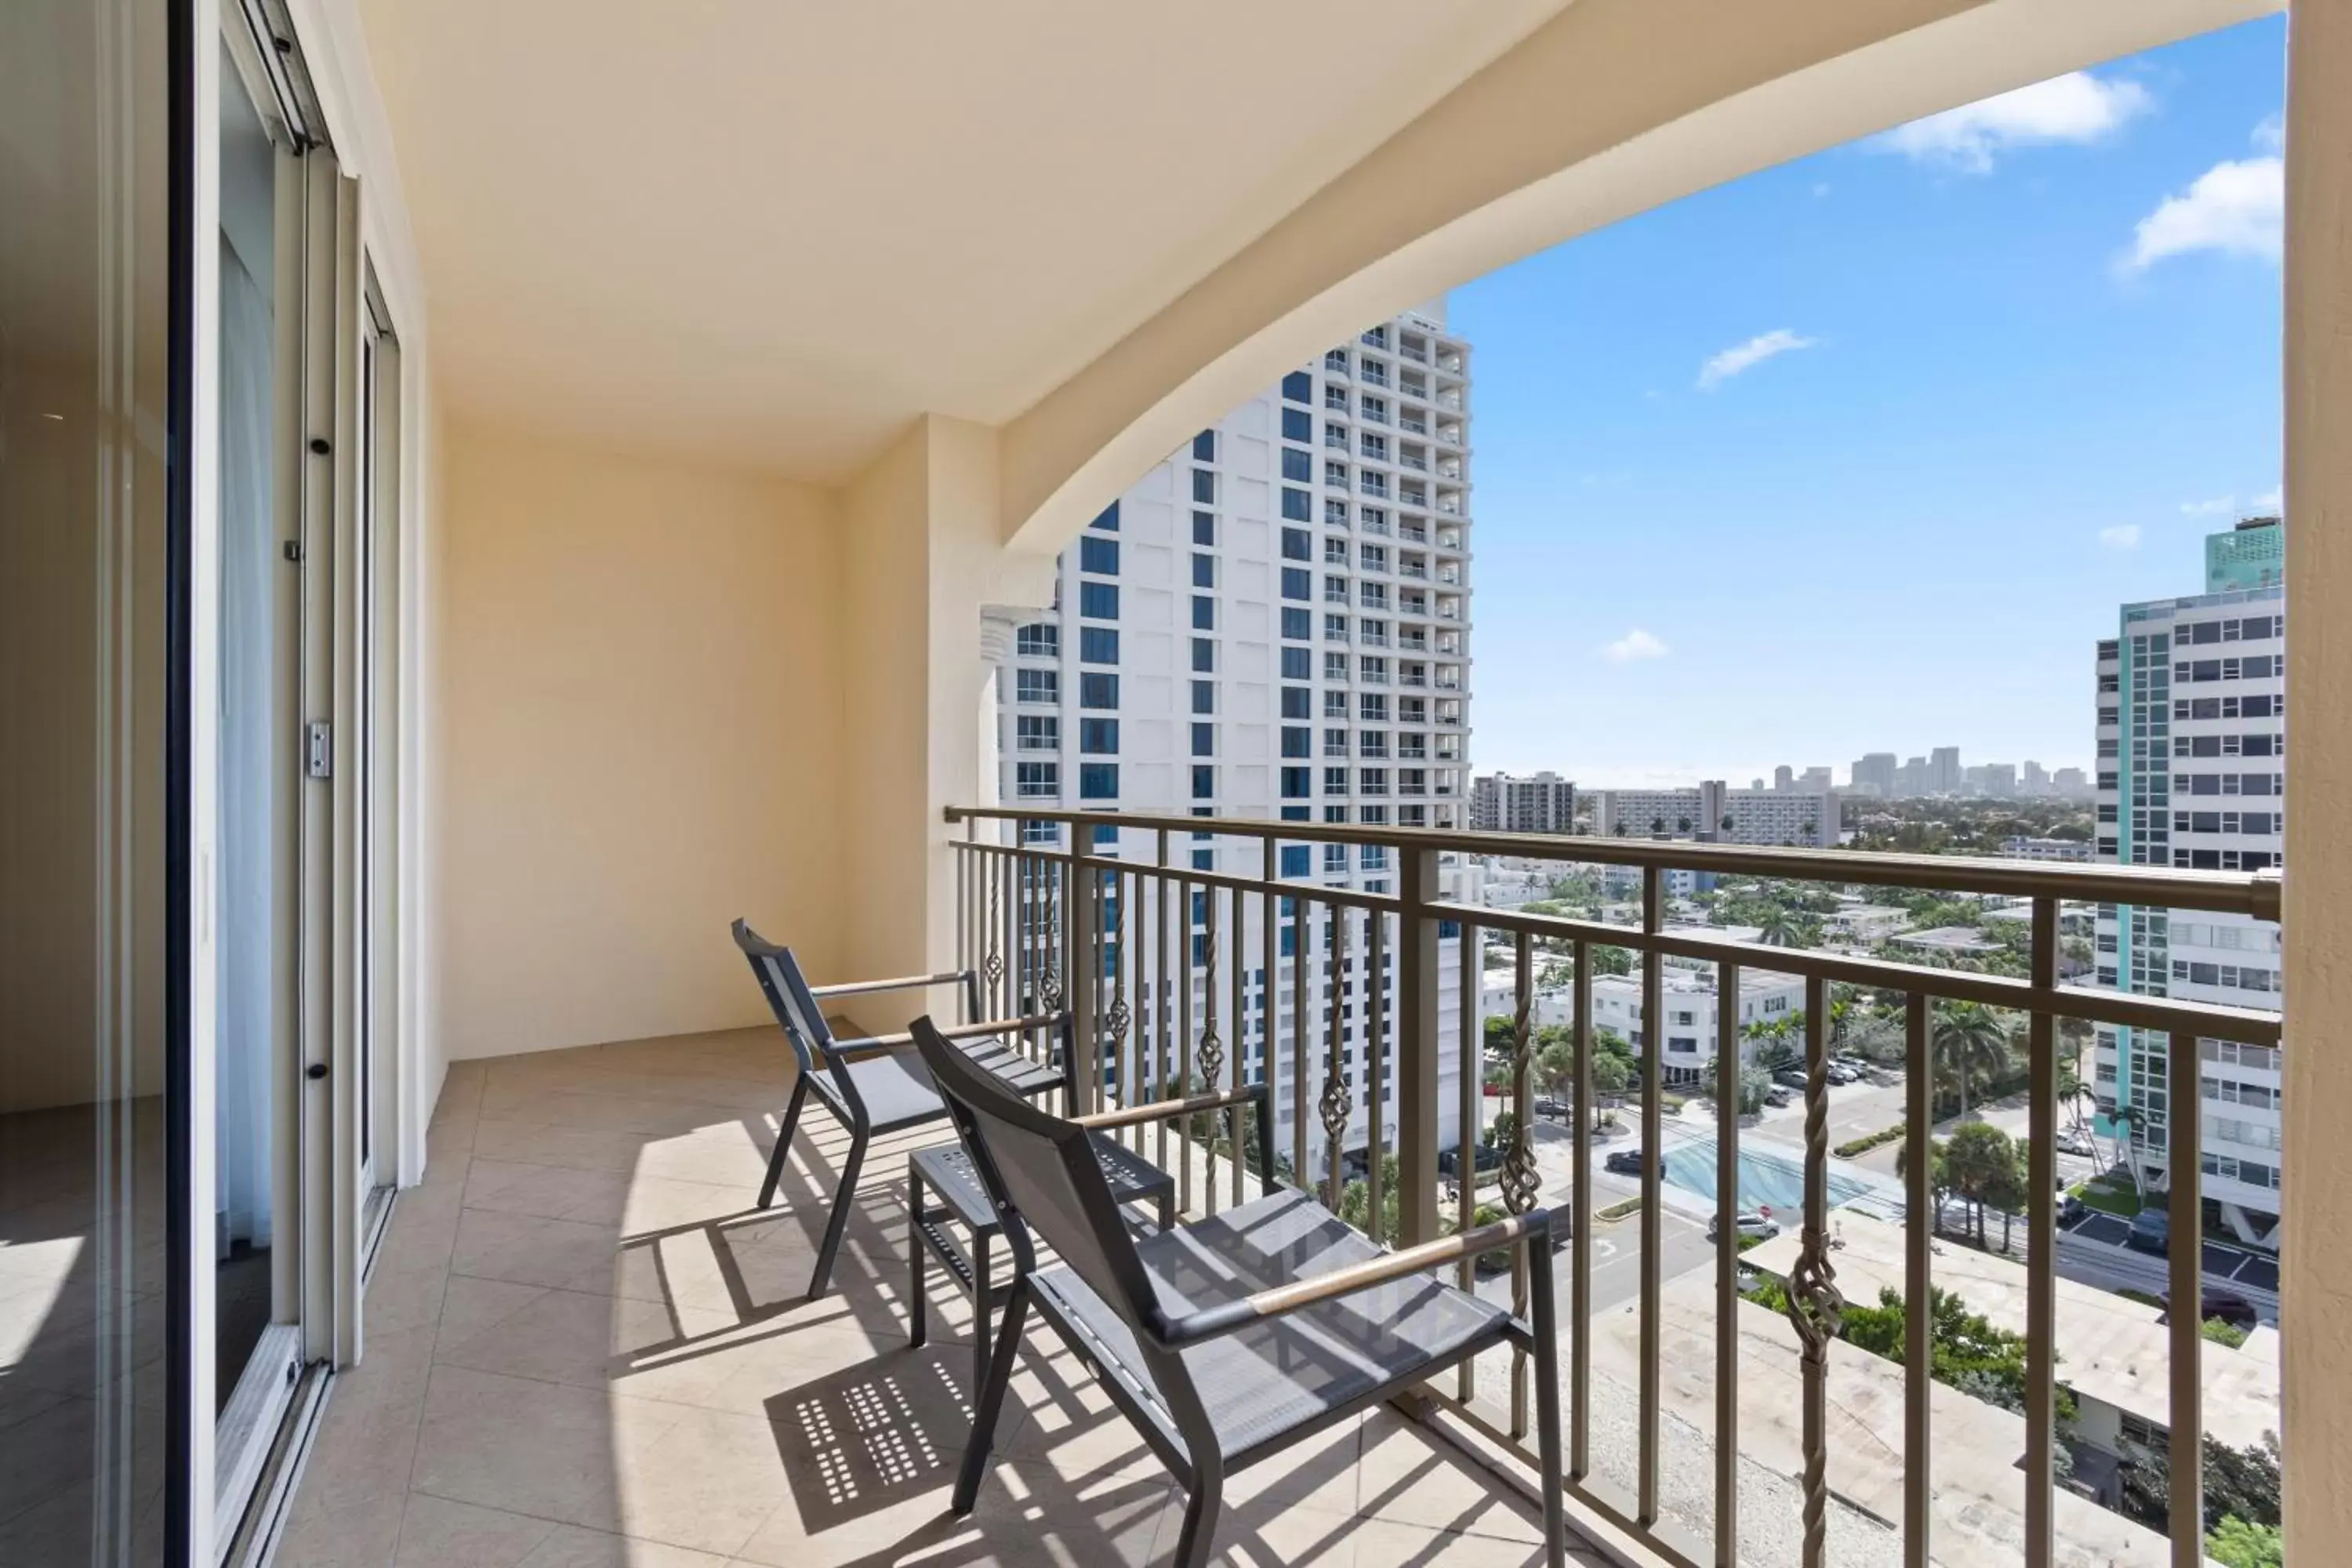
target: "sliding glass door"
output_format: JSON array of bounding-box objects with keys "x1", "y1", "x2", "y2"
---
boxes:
[{"x1": 0, "y1": 0, "x2": 185, "y2": 1560}]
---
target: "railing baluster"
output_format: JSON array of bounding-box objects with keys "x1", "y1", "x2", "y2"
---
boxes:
[
  {"x1": 1790, "y1": 975, "x2": 1842, "y2": 1568},
  {"x1": 1367, "y1": 906, "x2": 1387, "y2": 1245},
  {"x1": 1504, "y1": 927, "x2": 1537, "y2": 1439},
  {"x1": 1323, "y1": 906, "x2": 1351, "y2": 1207},
  {"x1": 1398, "y1": 842, "x2": 1442, "y2": 1248},
  {"x1": 1713, "y1": 958, "x2": 1740, "y2": 1565},
  {"x1": 2025, "y1": 895, "x2": 2058, "y2": 1568},
  {"x1": 1457, "y1": 918, "x2": 1479, "y2": 1404},
  {"x1": 1639, "y1": 866, "x2": 1664, "y2": 1523},
  {"x1": 1571, "y1": 935, "x2": 1592, "y2": 1483},
  {"x1": 1905, "y1": 990, "x2": 1933, "y2": 1568},
  {"x1": 1200, "y1": 881, "x2": 1221, "y2": 1218},
  {"x1": 1262, "y1": 840, "x2": 1280, "y2": 1202},
  {"x1": 1159, "y1": 833, "x2": 1174, "y2": 1178},
  {"x1": 2167, "y1": 1018, "x2": 2205, "y2": 1568},
  {"x1": 1232, "y1": 883, "x2": 1247, "y2": 1211},
  {"x1": 1178, "y1": 869, "x2": 1194, "y2": 1216},
  {"x1": 1071, "y1": 850, "x2": 1100, "y2": 1116},
  {"x1": 1294, "y1": 898, "x2": 1312, "y2": 1191}
]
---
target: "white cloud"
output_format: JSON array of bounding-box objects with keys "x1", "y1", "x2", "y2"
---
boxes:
[
  {"x1": 1880, "y1": 71, "x2": 2152, "y2": 174},
  {"x1": 2180, "y1": 495, "x2": 2238, "y2": 516},
  {"x1": 2099, "y1": 524, "x2": 2141, "y2": 550},
  {"x1": 2249, "y1": 487, "x2": 2282, "y2": 512},
  {"x1": 2124, "y1": 157, "x2": 2282, "y2": 271},
  {"x1": 1696, "y1": 329, "x2": 1815, "y2": 390},
  {"x1": 1602, "y1": 629, "x2": 1669, "y2": 664},
  {"x1": 2252, "y1": 113, "x2": 2285, "y2": 153}
]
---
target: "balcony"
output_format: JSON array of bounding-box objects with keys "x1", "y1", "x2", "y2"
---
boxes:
[{"x1": 912, "y1": 810, "x2": 2286, "y2": 1568}]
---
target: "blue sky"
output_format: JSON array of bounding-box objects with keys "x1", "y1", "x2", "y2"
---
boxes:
[{"x1": 1454, "y1": 16, "x2": 2285, "y2": 788}]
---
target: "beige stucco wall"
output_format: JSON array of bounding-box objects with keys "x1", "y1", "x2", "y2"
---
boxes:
[
  {"x1": 2283, "y1": 0, "x2": 2349, "y2": 1552},
  {"x1": 429, "y1": 421, "x2": 846, "y2": 1059}
]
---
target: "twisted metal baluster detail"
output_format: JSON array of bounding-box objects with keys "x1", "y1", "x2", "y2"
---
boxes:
[
  {"x1": 1104, "y1": 869, "x2": 1131, "y2": 1076},
  {"x1": 1196, "y1": 890, "x2": 1222, "y2": 1091},
  {"x1": 982, "y1": 854, "x2": 1004, "y2": 995},
  {"x1": 1499, "y1": 956, "x2": 1541, "y2": 1215},
  {"x1": 1786, "y1": 1022, "x2": 1846, "y2": 1567}
]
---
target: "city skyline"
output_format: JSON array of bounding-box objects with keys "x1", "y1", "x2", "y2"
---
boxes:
[{"x1": 1454, "y1": 17, "x2": 2284, "y2": 784}]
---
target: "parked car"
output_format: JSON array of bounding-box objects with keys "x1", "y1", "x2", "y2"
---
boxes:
[
  {"x1": 2057, "y1": 1192, "x2": 2087, "y2": 1227},
  {"x1": 1708, "y1": 1210, "x2": 1781, "y2": 1243},
  {"x1": 1825, "y1": 1061, "x2": 1862, "y2": 1085},
  {"x1": 1772, "y1": 1068, "x2": 1808, "y2": 1091},
  {"x1": 1604, "y1": 1148, "x2": 1649, "y2": 1176},
  {"x1": 2196, "y1": 1290, "x2": 2260, "y2": 1332},
  {"x1": 2127, "y1": 1207, "x2": 2170, "y2": 1255},
  {"x1": 2055, "y1": 1130, "x2": 2097, "y2": 1158},
  {"x1": 1763, "y1": 1087, "x2": 1793, "y2": 1108},
  {"x1": 1534, "y1": 1095, "x2": 1572, "y2": 1120}
]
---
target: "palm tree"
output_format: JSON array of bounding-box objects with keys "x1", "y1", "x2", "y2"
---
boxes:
[
  {"x1": 1650, "y1": 816, "x2": 1668, "y2": 837},
  {"x1": 1676, "y1": 815, "x2": 1693, "y2": 836},
  {"x1": 1755, "y1": 906, "x2": 1805, "y2": 948},
  {"x1": 1932, "y1": 1002, "x2": 2009, "y2": 1122}
]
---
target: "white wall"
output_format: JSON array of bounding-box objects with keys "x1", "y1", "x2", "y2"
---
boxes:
[{"x1": 429, "y1": 422, "x2": 847, "y2": 1058}]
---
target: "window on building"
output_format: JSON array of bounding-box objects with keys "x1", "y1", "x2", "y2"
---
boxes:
[
  {"x1": 1281, "y1": 447, "x2": 1311, "y2": 483},
  {"x1": 1192, "y1": 470, "x2": 1216, "y2": 504},
  {"x1": 1281, "y1": 767, "x2": 1312, "y2": 799},
  {"x1": 1079, "y1": 626, "x2": 1119, "y2": 665},
  {"x1": 1078, "y1": 581, "x2": 1118, "y2": 619},
  {"x1": 1079, "y1": 672, "x2": 1118, "y2": 709},
  {"x1": 1192, "y1": 429, "x2": 1216, "y2": 463},
  {"x1": 1325, "y1": 728, "x2": 1350, "y2": 757},
  {"x1": 1281, "y1": 687, "x2": 1312, "y2": 720},
  {"x1": 1192, "y1": 722, "x2": 1214, "y2": 757},
  {"x1": 1090, "y1": 502, "x2": 1120, "y2": 532},
  {"x1": 1015, "y1": 714, "x2": 1058, "y2": 750},
  {"x1": 1282, "y1": 607, "x2": 1312, "y2": 640},
  {"x1": 1324, "y1": 768, "x2": 1349, "y2": 794},
  {"x1": 1016, "y1": 623, "x2": 1058, "y2": 657},
  {"x1": 1279, "y1": 845, "x2": 1312, "y2": 878},
  {"x1": 1192, "y1": 509, "x2": 1216, "y2": 546},
  {"x1": 1324, "y1": 536, "x2": 1349, "y2": 564},
  {"x1": 1281, "y1": 567, "x2": 1312, "y2": 601},
  {"x1": 1016, "y1": 762, "x2": 1058, "y2": 797},
  {"x1": 1016, "y1": 669, "x2": 1058, "y2": 703},
  {"x1": 1323, "y1": 652, "x2": 1348, "y2": 681},
  {"x1": 1192, "y1": 596, "x2": 1214, "y2": 630},
  {"x1": 1325, "y1": 497, "x2": 1349, "y2": 525},
  {"x1": 1281, "y1": 486, "x2": 1312, "y2": 521},
  {"x1": 1079, "y1": 717, "x2": 1119, "y2": 754},
  {"x1": 1282, "y1": 727, "x2": 1311, "y2": 758},
  {"x1": 1280, "y1": 647, "x2": 1311, "y2": 680},
  {"x1": 1283, "y1": 370, "x2": 1312, "y2": 404},
  {"x1": 1191, "y1": 680, "x2": 1215, "y2": 715},
  {"x1": 1080, "y1": 535, "x2": 1119, "y2": 575},
  {"x1": 1079, "y1": 764, "x2": 1119, "y2": 800},
  {"x1": 1192, "y1": 637, "x2": 1215, "y2": 673},
  {"x1": 1280, "y1": 527, "x2": 1311, "y2": 562}
]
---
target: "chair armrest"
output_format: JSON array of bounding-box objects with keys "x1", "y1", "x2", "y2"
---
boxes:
[
  {"x1": 808, "y1": 971, "x2": 971, "y2": 1000},
  {"x1": 1072, "y1": 1083, "x2": 1268, "y2": 1133},
  {"x1": 826, "y1": 1013, "x2": 1062, "y2": 1061},
  {"x1": 1150, "y1": 1208, "x2": 1555, "y2": 1348}
]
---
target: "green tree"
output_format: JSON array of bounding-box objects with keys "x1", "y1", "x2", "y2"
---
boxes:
[
  {"x1": 1943, "y1": 1121, "x2": 2016, "y2": 1246},
  {"x1": 1933, "y1": 1001, "x2": 2009, "y2": 1121},
  {"x1": 1894, "y1": 1135, "x2": 1952, "y2": 1236},
  {"x1": 1755, "y1": 906, "x2": 1808, "y2": 948},
  {"x1": 2206, "y1": 1517, "x2": 2283, "y2": 1568},
  {"x1": 1338, "y1": 1152, "x2": 1403, "y2": 1239}
]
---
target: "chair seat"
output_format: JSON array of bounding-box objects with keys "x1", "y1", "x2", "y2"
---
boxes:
[
  {"x1": 913, "y1": 1138, "x2": 1173, "y2": 1234},
  {"x1": 1029, "y1": 1189, "x2": 1513, "y2": 1463},
  {"x1": 819, "y1": 1036, "x2": 1063, "y2": 1133}
]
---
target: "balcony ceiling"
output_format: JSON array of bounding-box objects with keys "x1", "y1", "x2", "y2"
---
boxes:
[{"x1": 357, "y1": 0, "x2": 1566, "y2": 481}]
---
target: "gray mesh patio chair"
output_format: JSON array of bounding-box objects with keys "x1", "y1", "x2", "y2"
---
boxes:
[
  {"x1": 731, "y1": 919, "x2": 1074, "y2": 1298},
  {"x1": 909, "y1": 1014, "x2": 1567, "y2": 1568}
]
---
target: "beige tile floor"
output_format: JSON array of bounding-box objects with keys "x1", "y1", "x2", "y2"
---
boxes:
[{"x1": 277, "y1": 1028, "x2": 1605, "y2": 1567}]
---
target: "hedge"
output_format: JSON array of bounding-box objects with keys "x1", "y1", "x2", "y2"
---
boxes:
[{"x1": 1834, "y1": 1123, "x2": 1906, "y2": 1159}]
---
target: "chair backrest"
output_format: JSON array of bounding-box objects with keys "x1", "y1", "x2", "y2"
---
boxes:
[
  {"x1": 910, "y1": 1014, "x2": 1163, "y2": 1334},
  {"x1": 731, "y1": 919, "x2": 837, "y2": 1086}
]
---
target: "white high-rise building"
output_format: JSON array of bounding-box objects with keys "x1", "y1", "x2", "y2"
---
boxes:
[
  {"x1": 1472, "y1": 771, "x2": 1576, "y2": 833},
  {"x1": 995, "y1": 303, "x2": 1477, "y2": 1170},
  {"x1": 2094, "y1": 517, "x2": 2285, "y2": 1245}
]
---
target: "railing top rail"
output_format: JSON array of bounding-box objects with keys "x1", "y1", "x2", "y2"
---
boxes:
[{"x1": 946, "y1": 804, "x2": 2279, "y2": 920}]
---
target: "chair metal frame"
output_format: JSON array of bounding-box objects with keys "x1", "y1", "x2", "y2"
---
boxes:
[
  {"x1": 910, "y1": 1014, "x2": 1567, "y2": 1568},
  {"x1": 731, "y1": 919, "x2": 1073, "y2": 1298}
]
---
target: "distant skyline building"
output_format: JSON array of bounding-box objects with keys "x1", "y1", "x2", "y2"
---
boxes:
[
  {"x1": 2094, "y1": 516, "x2": 2284, "y2": 1246},
  {"x1": 1581, "y1": 783, "x2": 1834, "y2": 848},
  {"x1": 1929, "y1": 746, "x2": 1962, "y2": 794},
  {"x1": 1850, "y1": 752, "x2": 1898, "y2": 797},
  {"x1": 1472, "y1": 770, "x2": 1576, "y2": 833}
]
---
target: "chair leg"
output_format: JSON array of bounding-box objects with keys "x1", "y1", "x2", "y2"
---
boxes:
[
  {"x1": 953, "y1": 1276, "x2": 1029, "y2": 1516},
  {"x1": 1168, "y1": 1465, "x2": 1224, "y2": 1568},
  {"x1": 805, "y1": 1125, "x2": 867, "y2": 1300},
  {"x1": 1528, "y1": 1235, "x2": 1568, "y2": 1568},
  {"x1": 906, "y1": 1165, "x2": 927, "y2": 1348},
  {"x1": 757, "y1": 1077, "x2": 809, "y2": 1210},
  {"x1": 969, "y1": 1229, "x2": 993, "y2": 1408}
]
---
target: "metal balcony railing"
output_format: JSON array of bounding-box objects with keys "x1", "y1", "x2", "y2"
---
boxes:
[{"x1": 948, "y1": 805, "x2": 2281, "y2": 1568}]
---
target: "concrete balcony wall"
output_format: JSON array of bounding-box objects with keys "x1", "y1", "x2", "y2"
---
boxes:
[{"x1": 429, "y1": 420, "x2": 848, "y2": 1064}]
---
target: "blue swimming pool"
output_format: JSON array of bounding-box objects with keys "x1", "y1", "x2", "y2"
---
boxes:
[{"x1": 1659, "y1": 1138, "x2": 1882, "y2": 1218}]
